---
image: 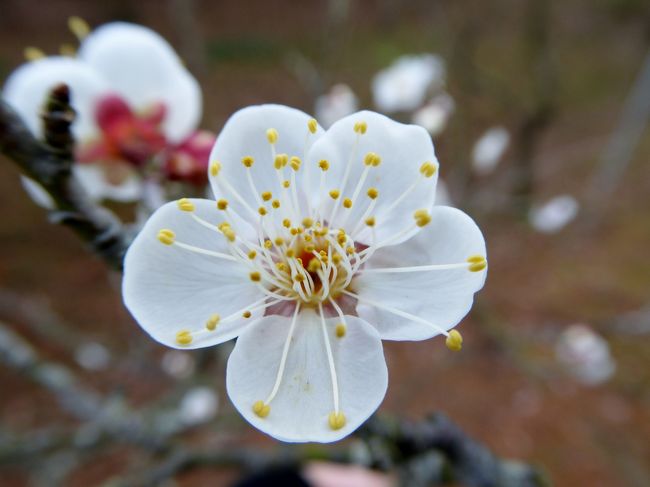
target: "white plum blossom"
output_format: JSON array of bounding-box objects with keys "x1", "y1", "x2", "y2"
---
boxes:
[
  {"x1": 123, "y1": 105, "x2": 487, "y2": 442},
  {"x1": 555, "y1": 324, "x2": 616, "y2": 386},
  {"x1": 2, "y1": 21, "x2": 204, "y2": 204},
  {"x1": 529, "y1": 195, "x2": 579, "y2": 234},
  {"x1": 315, "y1": 84, "x2": 359, "y2": 128},
  {"x1": 179, "y1": 386, "x2": 219, "y2": 425},
  {"x1": 471, "y1": 126, "x2": 510, "y2": 176},
  {"x1": 412, "y1": 93, "x2": 455, "y2": 136},
  {"x1": 372, "y1": 54, "x2": 446, "y2": 113}
]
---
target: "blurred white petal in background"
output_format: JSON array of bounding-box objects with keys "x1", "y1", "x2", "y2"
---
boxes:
[
  {"x1": 555, "y1": 324, "x2": 616, "y2": 386},
  {"x1": 471, "y1": 126, "x2": 510, "y2": 176},
  {"x1": 529, "y1": 195, "x2": 579, "y2": 233},
  {"x1": 412, "y1": 93, "x2": 455, "y2": 136},
  {"x1": 315, "y1": 84, "x2": 359, "y2": 128},
  {"x1": 179, "y1": 386, "x2": 219, "y2": 425},
  {"x1": 161, "y1": 350, "x2": 196, "y2": 379},
  {"x1": 372, "y1": 54, "x2": 445, "y2": 113},
  {"x1": 75, "y1": 342, "x2": 111, "y2": 371}
]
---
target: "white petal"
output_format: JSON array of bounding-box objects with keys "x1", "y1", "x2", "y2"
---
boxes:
[
  {"x1": 227, "y1": 309, "x2": 387, "y2": 442},
  {"x1": 434, "y1": 179, "x2": 452, "y2": 206},
  {"x1": 471, "y1": 126, "x2": 510, "y2": 176},
  {"x1": 314, "y1": 84, "x2": 359, "y2": 128},
  {"x1": 372, "y1": 54, "x2": 446, "y2": 113},
  {"x1": 123, "y1": 198, "x2": 265, "y2": 349},
  {"x1": 306, "y1": 110, "x2": 438, "y2": 245},
  {"x1": 74, "y1": 164, "x2": 142, "y2": 202},
  {"x1": 529, "y1": 195, "x2": 579, "y2": 234},
  {"x1": 2, "y1": 57, "x2": 108, "y2": 140},
  {"x1": 412, "y1": 93, "x2": 455, "y2": 136},
  {"x1": 208, "y1": 104, "x2": 324, "y2": 227},
  {"x1": 78, "y1": 22, "x2": 201, "y2": 142},
  {"x1": 355, "y1": 206, "x2": 486, "y2": 341}
]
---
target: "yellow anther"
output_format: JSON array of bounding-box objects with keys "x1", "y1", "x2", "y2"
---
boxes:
[
  {"x1": 364, "y1": 152, "x2": 381, "y2": 167},
  {"x1": 467, "y1": 255, "x2": 485, "y2": 264},
  {"x1": 223, "y1": 228, "x2": 236, "y2": 242},
  {"x1": 365, "y1": 216, "x2": 376, "y2": 227},
  {"x1": 241, "y1": 156, "x2": 255, "y2": 168},
  {"x1": 367, "y1": 187, "x2": 379, "y2": 199},
  {"x1": 332, "y1": 253, "x2": 342, "y2": 265},
  {"x1": 283, "y1": 180, "x2": 290, "y2": 188},
  {"x1": 413, "y1": 209, "x2": 432, "y2": 227},
  {"x1": 290, "y1": 228, "x2": 299, "y2": 236},
  {"x1": 446, "y1": 329, "x2": 463, "y2": 352},
  {"x1": 274, "y1": 154, "x2": 288, "y2": 169},
  {"x1": 276, "y1": 262, "x2": 288, "y2": 272},
  {"x1": 468, "y1": 259, "x2": 487, "y2": 272},
  {"x1": 253, "y1": 400, "x2": 270, "y2": 418},
  {"x1": 285, "y1": 248, "x2": 296, "y2": 258},
  {"x1": 337, "y1": 234, "x2": 347, "y2": 245},
  {"x1": 304, "y1": 235, "x2": 313, "y2": 242},
  {"x1": 243, "y1": 310, "x2": 252, "y2": 318},
  {"x1": 274, "y1": 237, "x2": 285, "y2": 246},
  {"x1": 261, "y1": 191, "x2": 272, "y2": 201},
  {"x1": 24, "y1": 47, "x2": 45, "y2": 61},
  {"x1": 271, "y1": 199, "x2": 281, "y2": 209},
  {"x1": 329, "y1": 189, "x2": 340, "y2": 200},
  {"x1": 343, "y1": 198, "x2": 353, "y2": 209},
  {"x1": 353, "y1": 121, "x2": 367, "y2": 134},
  {"x1": 308, "y1": 259, "x2": 321, "y2": 272},
  {"x1": 302, "y1": 217, "x2": 314, "y2": 229},
  {"x1": 328, "y1": 411, "x2": 346, "y2": 430},
  {"x1": 305, "y1": 243, "x2": 316, "y2": 253},
  {"x1": 205, "y1": 314, "x2": 220, "y2": 331},
  {"x1": 258, "y1": 206, "x2": 268, "y2": 216},
  {"x1": 248, "y1": 250, "x2": 257, "y2": 260},
  {"x1": 335, "y1": 323, "x2": 346, "y2": 338},
  {"x1": 175, "y1": 330, "x2": 193, "y2": 346},
  {"x1": 177, "y1": 198, "x2": 195, "y2": 212},
  {"x1": 420, "y1": 161, "x2": 438, "y2": 178},
  {"x1": 318, "y1": 160, "x2": 330, "y2": 171},
  {"x1": 346, "y1": 246, "x2": 355, "y2": 255},
  {"x1": 307, "y1": 118, "x2": 318, "y2": 134},
  {"x1": 282, "y1": 218, "x2": 292, "y2": 228},
  {"x1": 210, "y1": 161, "x2": 221, "y2": 177},
  {"x1": 264, "y1": 239, "x2": 273, "y2": 249},
  {"x1": 218, "y1": 222, "x2": 231, "y2": 231},
  {"x1": 266, "y1": 128, "x2": 278, "y2": 144},
  {"x1": 68, "y1": 16, "x2": 90, "y2": 40},
  {"x1": 59, "y1": 44, "x2": 76, "y2": 56},
  {"x1": 157, "y1": 229, "x2": 175, "y2": 245},
  {"x1": 217, "y1": 199, "x2": 228, "y2": 210},
  {"x1": 290, "y1": 156, "x2": 301, "y2": 171},
  {"x1": 249, "y1": 271, "x2": 261, "y2": 282}
]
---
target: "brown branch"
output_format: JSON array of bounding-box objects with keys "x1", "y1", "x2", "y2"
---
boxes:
[{"x1": 0, "y1": 85, "x2": 131, "y2": 270}]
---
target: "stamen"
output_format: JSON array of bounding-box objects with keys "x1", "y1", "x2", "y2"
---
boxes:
[
  {"x1": 175, "y1": 330, "x2": 193, "y2": 346},
  {"x1": 157, "y1": 229, "x2": 175, "y2": 245},
  {"x1": 261, "y1": 304, "x2": 301, "y2": 411},
  {"x1": 68, "y1": 16, "x2": 90, "y2": 41},
  {"x1": 205, "y1": 314, "x2": 220, "y2": 331},
  {"x1": 266, "y1": 128, "x2": 279, "y2": 144},
  {"x1": 177, "y1": 198, "x2": 195, "y2": 212},
  {"x1": 358, "y1": 258, "x2": 487, "y2": 274},
  {"x1": 342, "y1": 290, "x2": 450, "y2": 336},
  {"x1": 446, "y1": 329, "x2": 463, "y2": 351},
  {"x1": 318, "y1": 304, "x2": 342, "y2": 417},
  {"x1": 24, "y1": 47, "x2": 45, "y2": 61}
]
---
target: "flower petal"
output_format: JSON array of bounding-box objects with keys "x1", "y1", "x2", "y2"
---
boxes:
[
  {"x1": 74, "y1": 164, "x2": 142, "y2": 202},
  {"x1": 123, "y1": 198, "x2": 265, "y2": 349},
  {"x1": 2, "y1": 57, "x2": 108, "y2": 140},
  {"x1": 78, "y1": 22, "x2": 201, "y2": 142},
  {"x1": 355, "y1": 206, "x2": 486, "y2": 341},
  {"x1": 306, "y1": 110, "x2": 438, "y2": 245},
  {"x1": 208, "y1": 104, "x2": 324, "y2": 227},
  {"x1": 226, "y1": 309, "x2": 387, "y2": 442}
]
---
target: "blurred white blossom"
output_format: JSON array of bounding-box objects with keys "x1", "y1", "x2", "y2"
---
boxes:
[
  {"x1": 179, "y1": 386, "x2": 219, "y2": 425},
  {"x1": 555, "y1": 324, "x2": 616, "y2": 386},
  {"x1": 529, "y1": 195, "x2": 579, "y2": 233},
  {"x1": 372, "y1": 54, "x2": 445, "y2": 112},
  {"x1": 471, "y1": 127, "x2": 510, "y2": 176},
  {"x1": 74, "y1": 342, "x2": 111, "y2": 371},
  {"x1": 412, "y1": 93, "x2": 455, "y2": 136},
  {"x1": 161, "y1": 350, "x2": 196, "y2": 379},
  {"x1": 315, "y1": 84, "x2": 359, "y2": 128}
]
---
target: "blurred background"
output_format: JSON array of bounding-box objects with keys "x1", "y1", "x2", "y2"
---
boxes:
[{"x1": 1, "y1": 0, "x2": 649, "y2": 485}]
